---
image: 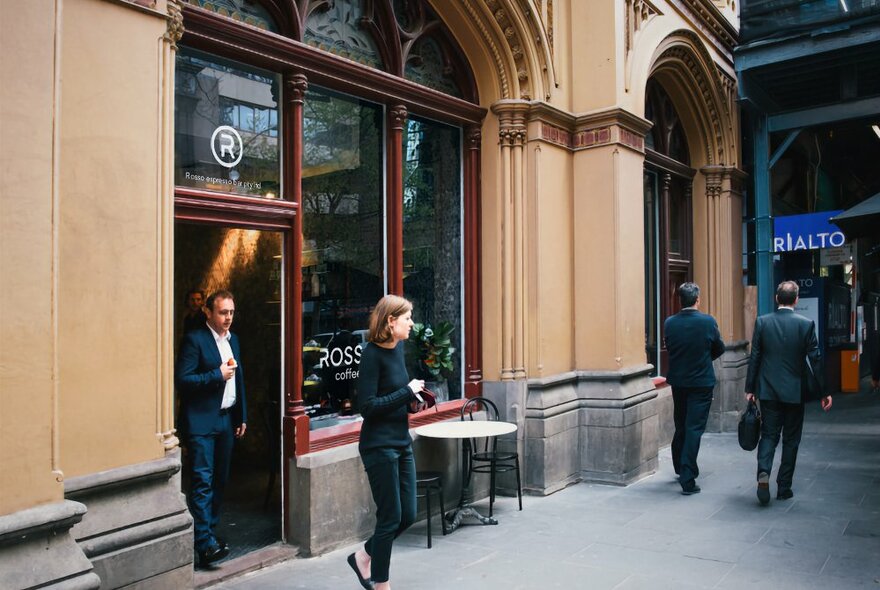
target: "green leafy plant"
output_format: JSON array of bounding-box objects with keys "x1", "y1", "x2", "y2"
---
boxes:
[{"x1": 408, "y1": 321, "x2": 456, "y2": 380}]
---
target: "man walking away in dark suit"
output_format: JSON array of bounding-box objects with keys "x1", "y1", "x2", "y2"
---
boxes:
[
  {"x1": 664, "y1": 282, "x2": 726, "y2": 495},
  {"x1": 176, "y1": 290, "x2": 247, "y2": 567},
  {"x1": 745, "y1": 280, "x2": 832, "y2": 506}
]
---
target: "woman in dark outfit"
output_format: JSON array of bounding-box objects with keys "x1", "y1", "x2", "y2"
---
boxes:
[{"x1": 347, "y1": 295, "x2": 426, "y2": 590}]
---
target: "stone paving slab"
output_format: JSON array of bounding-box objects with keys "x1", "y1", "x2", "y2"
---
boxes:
[{"x1": 213, "y1": 385, "x2": 880, "y2": 589}]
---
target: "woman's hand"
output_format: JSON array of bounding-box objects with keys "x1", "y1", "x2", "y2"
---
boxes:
[{"x1": 408, "y1": 379, "x2": 425, "y2": 394}]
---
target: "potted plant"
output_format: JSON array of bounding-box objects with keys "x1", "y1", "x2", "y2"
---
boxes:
[{"x1": 407, "y1": 321, "x2": 456, "y2": 401}]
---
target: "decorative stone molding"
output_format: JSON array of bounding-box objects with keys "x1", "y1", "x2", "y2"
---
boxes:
[
  {"x1": 66, "y1": 451, "x2": 193, "y2": 589},
  {"x1": 526, "y1": 103, "x2": 653, "y2": 154},
  {"x1": 164, "y1": 0, "x2": 185, "y2": 50},
  {"x1": 0, "y1": 501, "x2": 100, "y2": 590},
  {"x1": 653, "y1": 30, "x2": 731, "y2": 165},
  {"x1": 625, "y1": 0, "x2": 660, "y2": 56},
  {"x1": 670, "y1": 0, "x2": 737, "y2": 57},
  {"x1": 452, "y1": 0, "x2": 554, "y2": 100}
]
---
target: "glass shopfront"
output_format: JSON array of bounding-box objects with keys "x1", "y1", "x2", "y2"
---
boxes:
[
  {"x1": 300, "y1": 87, "x2": 384, "y2": 426},
  {"x1": 175, "y1": 0, "x2": 483, "y2": 446},
  {"x1": 175, "y1": 49, "x2": 280, "y2": 199}
]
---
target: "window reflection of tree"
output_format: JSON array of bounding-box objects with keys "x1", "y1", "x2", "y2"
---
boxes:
[
  {"x1": 403, "y1": 118, "x2": 462, "y2": 398},
  {"x1": 301, "y1": 89, "x2": 383, "y2": 326}
]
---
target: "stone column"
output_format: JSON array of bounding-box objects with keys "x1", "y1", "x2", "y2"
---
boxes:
[
  {"x1": 159, "y1": 0, "x2": 184, "y2": 452},
  {"x1": 701, "y1": 165, "x2": 749, "y2": 432},
  {"x1": 523, "y1": 107, "x2": 659, "y2": 492},
  {"x1": 492, "y1": 101, "x2": 529, "y2": 382}
]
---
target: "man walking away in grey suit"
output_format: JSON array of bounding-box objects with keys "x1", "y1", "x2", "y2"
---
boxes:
[
  {"x1": 664, "y1": 282, "x2": 725, "y2": 495},
  {"x1": 745, "y1": 280, "x2": 832, "y2": 506}
]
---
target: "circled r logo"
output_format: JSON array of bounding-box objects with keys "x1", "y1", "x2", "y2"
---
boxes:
[{"x1": 211, "y1": 125, "x2": 244, "y2": 169}]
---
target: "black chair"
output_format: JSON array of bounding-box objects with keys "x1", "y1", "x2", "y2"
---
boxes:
[
  {"x1": 460, "y1": 397, "x2": 522, "y2": 517},
  {"x1": 415, "y1": 471, "x2": 447, "y2": 548}
]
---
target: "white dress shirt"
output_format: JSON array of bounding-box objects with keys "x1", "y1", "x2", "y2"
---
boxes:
[{"x1": 207, "y1": 323, "x2": 236, "y2": 410}]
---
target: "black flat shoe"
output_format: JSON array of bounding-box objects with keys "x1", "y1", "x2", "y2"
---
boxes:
[
  {"x1": 777, "y1": 489, "x2": 794, "y2": 500},
  {"x1": 681, "y1": 484, "x2": 701, "y2": 495},
  {"x1": 197, "y1": 542, "x2": 229, "y2": 568},
  {"x1": 347, "y1": 553, "x2": 374, "y2": 589}
]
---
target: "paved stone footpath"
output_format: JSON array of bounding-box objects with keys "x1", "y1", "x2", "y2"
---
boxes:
[{"x1": 214, "y1": 384, "x2": 880, "y2": 589}]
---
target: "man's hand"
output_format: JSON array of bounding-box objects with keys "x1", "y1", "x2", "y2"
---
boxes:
[
  {"x1": 220, "y1": 361, "x2": 236, "y2": 381},
  {"x1": 821, "y1": 396, "x2": 833, "y2": 411},
  {"x1": 235, "y1": 423, "x2": 247, "y2": 438},
  {"x1": 872, "y1": 378, "x2": 879, "y2": 391},
  {"x1": 745, "y1": 393, "x2": 756, "y2": 403}
]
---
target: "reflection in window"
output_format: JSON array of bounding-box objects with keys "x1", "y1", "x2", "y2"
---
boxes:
[
  {"x1": 301, "y1": 87, "x2": 384, "y2": 428},
  {"x1": 402, "y1": 118, "x2": 463, "y2": 401},
  {"x1": 175, "y1": 49, "x2": 280, "y2": 198},
  {"x1": 404, "y1": 37, "x2": 463, "y2": 98}
]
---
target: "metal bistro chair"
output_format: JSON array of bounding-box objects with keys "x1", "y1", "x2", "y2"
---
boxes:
[
  {"x1": 460, "y1": 397, "x2": 522, "y2": 517},
  {"x1": 415, "y1": 471, "x2": 447, "y2": 548}
]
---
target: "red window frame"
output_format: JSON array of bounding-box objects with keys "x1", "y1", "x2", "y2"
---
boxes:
[{"x1": 175, "y1": 3, "x2": 487, "y2": 458}]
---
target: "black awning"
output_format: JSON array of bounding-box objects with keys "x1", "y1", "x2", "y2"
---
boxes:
[{"x1": 830, "y1": 192, "x2": 880, "y2": 240}]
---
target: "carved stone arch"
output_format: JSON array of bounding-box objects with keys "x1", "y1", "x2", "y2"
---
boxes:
[
  {"x1": 646, "y1": 30, "x2": 733, "y2": 167},
  {"x1": 430, "y1": 0, "x2": 554, "y2": 101}
]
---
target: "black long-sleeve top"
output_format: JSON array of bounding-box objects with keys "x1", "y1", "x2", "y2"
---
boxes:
[{"x1": 357, "y1": 341, "x2": 415, "y2": 452}]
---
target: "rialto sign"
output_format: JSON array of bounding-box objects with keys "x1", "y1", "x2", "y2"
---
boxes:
[{"x1": 773, "y1": 210, "x2": 845, "y2": 252}]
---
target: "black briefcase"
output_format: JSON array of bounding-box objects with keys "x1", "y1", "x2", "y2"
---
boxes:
[{"x1": 738, "y1": 399, "x2": 761, "y2": 451}]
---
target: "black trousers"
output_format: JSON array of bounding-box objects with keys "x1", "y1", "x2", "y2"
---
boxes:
[
  {"x1": 671, "y1": 386, "x2": 714, "y2": 487},
  {"x1": 360, "y1": 445, "x2": 416, "y2": 583},
  {"x1": 757, "y1": 399, "x2": 805, "y2": 491}
]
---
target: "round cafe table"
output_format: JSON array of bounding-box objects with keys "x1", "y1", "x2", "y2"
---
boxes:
[{"x1": 415, "y1": 420, "x2": 517, "y2": 532}]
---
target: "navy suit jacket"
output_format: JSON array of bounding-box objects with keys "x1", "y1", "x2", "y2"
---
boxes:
[
  {"x1": 175, "y1": 327, "x2": 246, "y2": 436},
  {"x1": 663, "y1": 309, "x2": 725, "y2": 389},
  {"x1": 745, "y1": 308, "x2": 820, "y2": 404}
]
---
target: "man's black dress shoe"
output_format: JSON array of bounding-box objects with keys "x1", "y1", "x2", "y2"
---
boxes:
[
  {"x1": 757, "y1": 472, "x2": 770, "y2": 505},
  {"x1": 347, "y1": 553, "x2": 375, "y2": 589},
  {"x1": 215, "y1": 536, "x2": 230, "y2": 552},
  {"x1": 681, "y1": 483, "x2": 701, "y2": 495},
  {"x1": 777, "y1": 489, "x2": 794, "y2": 500},
  {"x1": 198, "y1": 542, "x2": 229, "y2": 568}
]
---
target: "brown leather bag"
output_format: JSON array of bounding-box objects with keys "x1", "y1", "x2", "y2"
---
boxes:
[{"x1": 409, "y1": 387, "x2": 438, "y2": 413}]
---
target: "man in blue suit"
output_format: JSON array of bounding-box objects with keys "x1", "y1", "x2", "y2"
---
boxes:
[
  {"x1": 664, "y1": 282, "x2": 725, "y2": 495},
  {"x1": 176, "y1": 290, "x2": 247, "y2": 567},
  {"x1": 746, "y1": 281, "x2": 831, "y2": 505}
]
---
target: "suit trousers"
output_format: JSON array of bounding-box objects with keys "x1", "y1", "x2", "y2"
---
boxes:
[
  {"x1": 187, "y1": 412, "x2": 235, "y2": 552},
  {"x1": 361, "y1": 445, "x2": 416, "y2": 583},
  {"x1": 672, "y1": 386, "x2": 714, "y2": 487},
  {"x1": 757, "y1": 400, "x2": 805, "y2": 491}
]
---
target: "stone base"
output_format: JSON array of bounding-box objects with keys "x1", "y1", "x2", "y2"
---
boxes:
[
  {"x1": 655, "y1": 384, "x2": 674, "y2": 448},
  {"x1": 708, "y1": 341, "x2": 750, "y2": 433},
  {"x1": 289, "y1": 435, "x2": 462, "y2": 557},
  {"x1": 65, "y1": 449, "x2": 193, "y2": 590},
  {"x1": 0, "y1": 500, "x2": 100, "y2": 590},
  {"x1": 520, "y1": 364, "x2": 659, "y2": 494}
]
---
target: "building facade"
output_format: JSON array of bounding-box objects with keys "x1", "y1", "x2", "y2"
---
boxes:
[{"x1": 1, "y1": 0, "x2": 745, "y2": 587}]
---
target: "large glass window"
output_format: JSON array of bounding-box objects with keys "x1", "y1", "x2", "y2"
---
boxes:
[
  {"x1": 301, "y1": 87, "x2": 384, "y2": 428},
  {"x1": 175, "y1": 49, "x2": 281, "y2": 198},
  {"x1": 403, "y1": 118, "x2": 462, "y2": 401},
  {"x1": 177, "y1": 0, "x2": 481, "y2": 441}
]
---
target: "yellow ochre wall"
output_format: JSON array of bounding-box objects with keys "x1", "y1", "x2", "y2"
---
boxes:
[
  {"x1": 0, "y1": 0, "x2": 63, "y2": 515},
  {"x1": 1, "y1": 0, "x2": 172, "y2": 519},
  {"x1": 57, "y1": 0, "x2": 170, "y2": 476}
]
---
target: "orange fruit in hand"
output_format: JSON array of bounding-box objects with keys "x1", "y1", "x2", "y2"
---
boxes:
[{"x1": 227, "y1": 358, "x2": 236, "y2": 366}]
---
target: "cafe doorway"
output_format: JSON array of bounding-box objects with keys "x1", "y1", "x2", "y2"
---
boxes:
[{"x1": 174, "y1": 222, "x2": 284, "y2": 560}]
